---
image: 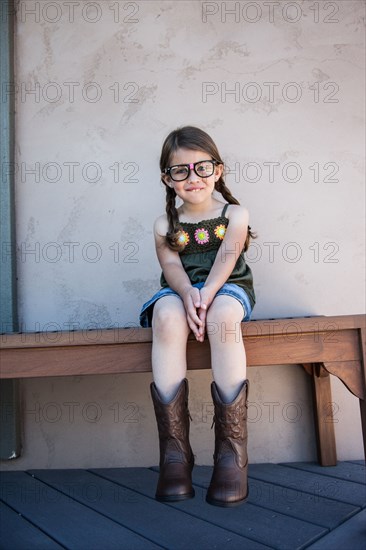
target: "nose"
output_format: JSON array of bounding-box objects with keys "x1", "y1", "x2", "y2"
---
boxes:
[{"x1": 187, "y1": 163, "x2": 198, "y2": 181}]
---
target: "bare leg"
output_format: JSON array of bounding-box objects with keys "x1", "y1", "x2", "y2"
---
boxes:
[
  {"x1": 152, "y1": 295, "x2": 191, "y2": 403},
  {"x1": 206, "y1": 295, "x2": 247, "y2": 403}
]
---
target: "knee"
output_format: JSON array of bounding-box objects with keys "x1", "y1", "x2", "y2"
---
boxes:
[
  {"x1": 152, "y1": 301, "x2": 189, "y2": 340},
  {"x1": 206, "y1": 299, "x2": 242, "y2": 341},
  {"x1": 207, "y1": 299, "x2": 237, "y2": 326}
]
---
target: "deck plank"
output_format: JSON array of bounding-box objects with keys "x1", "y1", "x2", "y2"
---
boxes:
[
  {"x1": 305, "y1": 509, "x2": 366, "y2": 549},
  {"x1": 248, "y1": 464, "x2": 366, "y2": 507},
  {"x1": 281, "y1": 461, "x2": 366, "y2": 485},
  {"x1": 0, "y1": 471, "x2": 161, "y2": 549},
  {"x1": 189, "y1": 466, "x2": 359, "y2": 530},
  {"x1": 29, "y1": 468, "x2": 261, "y2": 550},
  {"x1": 93, "y1": 467, "x2": 327, "y2": 550},
  {"x1": 0, "y1": 501, "x2": 63, "y2": 549}
]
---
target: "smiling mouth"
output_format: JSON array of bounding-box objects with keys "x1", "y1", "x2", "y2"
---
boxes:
[{"x1": 186, "y1": 188, "x2": 203, "y2": 192}]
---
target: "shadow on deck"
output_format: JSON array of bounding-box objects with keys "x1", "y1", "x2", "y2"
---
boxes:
[{"x1": 0, "y1": 461, "x2": 365, "y2": 549}]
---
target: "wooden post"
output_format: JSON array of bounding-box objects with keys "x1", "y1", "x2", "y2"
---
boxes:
[
  {"x1": 358, "y1": 326, "x2": 366, "y2": 461},
  {"x1": 310, "y1": 363, "x2": 337, "y2": 466},
  {"x1": 0, "y1": 0, "x2": 21, "y2": 459}
]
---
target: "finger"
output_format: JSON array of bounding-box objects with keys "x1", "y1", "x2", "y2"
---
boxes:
[
  {"x1": 186, "y1": 309, "x2": 202, "y2": 335},
  {"x1": 198, "y1": 306, "x2": 207, "y2": 321},
  {"x1": 188, "y1": 312, "x2": 202, "y2": 330},
  {"x1": 200, "y1": 301, "x2": 207, "y2": 310},
  {"x1": 194, "y1": 319, "x2": 204, "y2": 340},
  {"x1": 187, "y1": 301, "x2": 203, "y2": 327},
  {"x1": 195, "y1": 325, "x2": 204, "y2": 341},
  {"x1": 188, "y1": 320, "x2": 201, "y2": 341},
  {"x1": 198, "y1": 307, "x2": 206, "y2": 328},
  {"x1": 196, "y1": 318, "x2": 205, "y2": 340},
  {"x1": 187, "y1": 317, "x2": 199, "y2": 338},
  {"x1": 192, "y1": 292, "x2": 201, "y2": 309},
  {"x1": 190, "y1": 318, "x2": 202, "y2": 334}
]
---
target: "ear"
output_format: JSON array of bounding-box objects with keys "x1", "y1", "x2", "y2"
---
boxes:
[
  {"x1": 214, "y1": 163, "x2": 224, "y2": 181},
  {"x1": 161, "y1": 173, "x2": 173, "y2": 187}
]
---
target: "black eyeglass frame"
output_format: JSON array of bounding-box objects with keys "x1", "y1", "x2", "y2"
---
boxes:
[{"x1": 163, "y1": 159, "x2": 221, "y2": 182}]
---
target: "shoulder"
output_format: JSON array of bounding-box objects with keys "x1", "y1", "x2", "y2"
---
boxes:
[
  {"x1": 153, "y1": 214, "x2": 169, "y2": 237},
  {"x1": 225, "y1": 204, "x2": 249, "y2": 225}
]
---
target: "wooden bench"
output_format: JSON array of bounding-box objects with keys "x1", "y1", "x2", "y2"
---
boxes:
[{"x1": 1, "y1": 314, "x2": 365, "y2": 466}]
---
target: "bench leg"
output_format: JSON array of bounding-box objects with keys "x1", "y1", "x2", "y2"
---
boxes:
[
  {"x1": 0, "y1": 380, "x2": 21, "y2": 460},
  {"x1": 317, "y1": 356, "x2": 365, "y2": 463},
  {"x1": 304, "y1": 363, "x2": 337, "y2": 466},
  {"x1": 360, "y1": 399, "x2": 366, "y2": 462},
  {"x1": 359, "y1": 326, "x2": 366, "y2": 461}
]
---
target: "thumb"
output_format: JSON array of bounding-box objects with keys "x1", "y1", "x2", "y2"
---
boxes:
[{"x1": 193, "y1": 289, "x2": 201, "y2": 308}]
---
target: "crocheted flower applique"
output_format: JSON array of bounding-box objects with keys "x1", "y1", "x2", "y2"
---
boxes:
[
  {"x1": 194, "y1": 228, "x2": 210, "y2": 245},
  {"x1": 177, "y1": 230, "x2": 190, "y2": 246},
  {"x1": 214, "y1": 224, "x2": 226, "y2": 240}
]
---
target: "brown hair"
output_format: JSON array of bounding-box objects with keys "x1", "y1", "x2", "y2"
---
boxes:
[{"x1": 160, "y1": 126, "x2": 256, "y2": 252}]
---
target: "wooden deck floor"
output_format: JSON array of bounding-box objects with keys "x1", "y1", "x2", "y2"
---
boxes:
[{"x1": 0, "y1": 461, "x2": 365, "y2": 550}]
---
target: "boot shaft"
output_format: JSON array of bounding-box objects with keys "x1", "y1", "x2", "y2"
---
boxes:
[
  {"x1": 207, "y1": 380, "x2": 250, "y2": 506},
  {"x1": 211, "y1": 380, "x2": 249, "y2": 467},
  {"x1": 150, "y1": 379, "x2": 192, "y2": 462},
  {"x1": 150, "y1": 379, "x2": 195, "y2": 502}
]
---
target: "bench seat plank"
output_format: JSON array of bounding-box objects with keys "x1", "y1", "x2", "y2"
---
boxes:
[
  {"x1": 0, "y1": 321, "x2": 363, "y2": 378},
  {"x1": 1, "y1": 315, "x2": 364, "y2": 349}
]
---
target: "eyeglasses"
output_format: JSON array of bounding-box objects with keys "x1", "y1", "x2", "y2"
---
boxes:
[{"x1": 163, "y1": 160, "x2": 219, "y2": 182}]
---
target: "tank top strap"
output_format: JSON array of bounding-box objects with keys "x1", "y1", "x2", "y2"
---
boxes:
[{"x1": 221, "y1": 203, "x2": 229, "y2": 217}]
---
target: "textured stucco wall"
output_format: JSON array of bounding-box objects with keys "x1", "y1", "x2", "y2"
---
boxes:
[{"x1": 2, "y1": 0, "x2": 364, "y2": 469}]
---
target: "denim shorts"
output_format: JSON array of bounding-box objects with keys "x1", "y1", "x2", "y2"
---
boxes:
[{"x1": 139, "y1": 281, "x2": 252, "y2": 328}]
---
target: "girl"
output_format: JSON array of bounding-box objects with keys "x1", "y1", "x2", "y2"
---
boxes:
[{"x1": 140, "y1": 126, "x2": 256, "y2": 507}]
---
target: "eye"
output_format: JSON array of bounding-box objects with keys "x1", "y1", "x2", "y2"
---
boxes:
[
  {"x1": 175, "y1": 167, "x2": 188, "y2": 175},
  {"x1": 169, "y1": 165, "x2": 189, "y2": 181},
  {"x1": 196, "y1": 161, "x2": 213, "y2": 175}
]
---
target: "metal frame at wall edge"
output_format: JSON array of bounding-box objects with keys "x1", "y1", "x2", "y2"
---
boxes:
[{"x1": 0, "y1": 0, "x2": 21, "y2": 460}]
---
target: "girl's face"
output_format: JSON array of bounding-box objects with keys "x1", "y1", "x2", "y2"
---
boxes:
[{"x1": 162, "y1": 148, "x2": 223, "y2": 206}]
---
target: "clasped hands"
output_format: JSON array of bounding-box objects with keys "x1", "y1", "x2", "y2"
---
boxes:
[{"x1": 182, "y1": 285, "x2": 215, "y2": 343}]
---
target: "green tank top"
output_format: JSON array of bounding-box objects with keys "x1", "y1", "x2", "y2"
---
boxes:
[{"x1": 160, "y1": 203, "x2": 256, "y2": 310}]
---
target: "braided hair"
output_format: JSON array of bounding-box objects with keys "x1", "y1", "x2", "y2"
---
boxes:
[{"x1": 160, "y1": 126, "x2": 257, "y2": 252}]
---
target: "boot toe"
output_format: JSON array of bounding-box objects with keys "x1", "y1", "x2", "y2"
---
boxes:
[
  {"x1": 156, "y1": 464, "x2": 195, "y2": 501},
  {"x1": 206, "y1": 482, "x2": 248, "y2": 507},
  {"x1": 156, "y1": 478, "x2": 195, "y2": 501},
  {"x1": 156, "y1": 487, "x2": 195, "y2": 502}
]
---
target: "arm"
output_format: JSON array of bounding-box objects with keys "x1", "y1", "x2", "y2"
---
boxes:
[{"x1": 154, "y1": 215, "x2": 204, "y2": 339}]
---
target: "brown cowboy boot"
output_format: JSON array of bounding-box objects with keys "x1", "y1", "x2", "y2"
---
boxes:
[
  {"x1": 206, "y1": 380, "x2": 249, "y2": 507},
  {"x1": 150, "y1": 378, "x2": 195, "y2": 501}
]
